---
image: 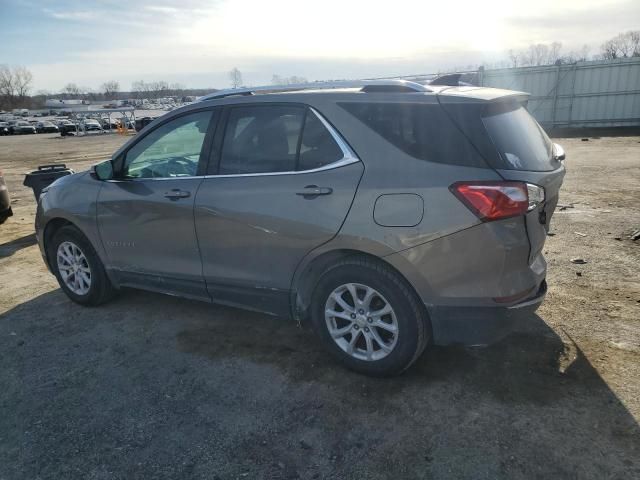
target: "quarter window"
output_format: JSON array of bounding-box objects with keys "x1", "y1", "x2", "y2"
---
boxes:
[
  {"x1": 298, "y1": 110, "x2": 344, "y2": 171},
  {"x1": 123, "y1": 111, "x2": 212, "y2": 179}
]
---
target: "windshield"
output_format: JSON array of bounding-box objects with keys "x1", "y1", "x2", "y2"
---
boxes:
[{"x1": 482, "y1": 104, "x2": 556, "y2": 171}]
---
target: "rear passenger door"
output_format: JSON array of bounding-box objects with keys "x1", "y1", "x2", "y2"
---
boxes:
[{"x1": 194, "y1": 104, "x2": 364, "y2": 316}]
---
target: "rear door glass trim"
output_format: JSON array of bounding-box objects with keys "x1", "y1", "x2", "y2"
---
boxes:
[{"x1": 205, "y1": 104, "x2": 360, "y2": 178}]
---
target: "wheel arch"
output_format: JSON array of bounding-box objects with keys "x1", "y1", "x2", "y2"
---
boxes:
[
  {"x1": 42, "y1": 217, "x2": 109, "y2": 282},
  {"x1": 290, "y1": 248, "x2": 430, "y2": 331},
  {"x1": 42, "y1": 217, "x2": 75, "y2": 267}
]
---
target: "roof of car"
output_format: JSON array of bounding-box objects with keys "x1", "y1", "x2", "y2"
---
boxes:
[{"x1": 190, "y1": 83, "x2": 529, "y2": 112}]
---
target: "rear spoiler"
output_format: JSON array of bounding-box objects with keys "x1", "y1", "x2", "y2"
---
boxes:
[{"x1": 436, "y1": 86, "x2": 530, "y2": 104}]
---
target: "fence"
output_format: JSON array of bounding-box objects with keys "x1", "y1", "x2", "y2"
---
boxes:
[{"x1": 477, "y1": 58, "x2": 640, "y2": 128}]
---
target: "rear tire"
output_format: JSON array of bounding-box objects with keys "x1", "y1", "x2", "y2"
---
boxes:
[
  {"x1": 48, "y1": 225, "x2": 115, "y2": 306},
  {"x1": 310, "y1": 257, "x2": 430, "y2": 376}
]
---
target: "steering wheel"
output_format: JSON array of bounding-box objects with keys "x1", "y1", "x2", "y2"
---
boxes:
[{"x1": 167, "y1": 157, "x2": 195, "y2": 176}]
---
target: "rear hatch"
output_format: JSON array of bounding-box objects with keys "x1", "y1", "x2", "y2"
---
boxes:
[{"x1": 438, "y1": 89, "x2": 565, "y2": 263}]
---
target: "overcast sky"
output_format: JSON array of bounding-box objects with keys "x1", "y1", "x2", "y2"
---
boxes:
[{"x1": 1, "y1": 0, "x2": 639, "y2": 92}]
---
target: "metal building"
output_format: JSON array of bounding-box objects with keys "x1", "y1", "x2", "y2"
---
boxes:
[{"x1": 477, "y1": 58, "x2": 640, "y2": 128}]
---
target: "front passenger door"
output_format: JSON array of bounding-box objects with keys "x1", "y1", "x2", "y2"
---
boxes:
[{"x1": 97, "y1": 109, "x2": 216, "y2": 300}]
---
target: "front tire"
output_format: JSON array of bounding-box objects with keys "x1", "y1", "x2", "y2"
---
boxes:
[
  {"x1": 310, "y1": 257, "x2": 430, "y2": 376},
  {"x1": 48, "y1": 225, "x2": 115, "y2": 306}
]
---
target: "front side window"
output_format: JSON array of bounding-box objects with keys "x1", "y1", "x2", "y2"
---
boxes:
[
  {"x1": 123, "y1": 110, "x2": 212, "y2": 179},
  {"x1": 218, "y1": 105, "x2": 346, "y2": 175}
]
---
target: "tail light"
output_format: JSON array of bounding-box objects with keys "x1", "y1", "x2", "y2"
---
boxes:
[{"x1": 450, "y1": 181, "x2": 544, "y2": 222}]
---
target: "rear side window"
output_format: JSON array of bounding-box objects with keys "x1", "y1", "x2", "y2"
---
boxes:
[
  {"x1": 218, "y1": 105, "x2": 345, "y2": 174},
  {"x1": 220, "y1": 105, "x2": 304, "y2": 174},
  {"x1": 482, "y1": 104, "x2": 555, "y2": 171},
  {"x1": 338, "y1": 103, "x2": 487, "y2": 168}
]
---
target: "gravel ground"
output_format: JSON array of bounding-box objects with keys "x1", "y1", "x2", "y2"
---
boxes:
[{"x1": 0, "y1": 132, "x2": 639, "y2": 479}]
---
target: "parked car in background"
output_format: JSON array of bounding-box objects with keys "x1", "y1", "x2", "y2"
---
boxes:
[
  {"x1": 134, "y1": 116, "x2": 155, "y2": 131},
  {"x1": 100, "y1": 118, "x2": 119, "y2": 130},
  {"x1": 36, "y1": 121, "x2": 59, "y2": 133},
  {"x1": 0, "y1": 169, "x2": 12, "y2": 224},
  {"x1": 57, "y1": 120, "x2": 77, "y2": 136},
  {"x1": 36, "y1": 80, "x2": 565, "y2": 376},
  {"x1": 11, "y1": 121, "x2": 36, "y2": 134},
  {"x1": 81, "y1": 119, "x2": 103, "y2": 132}
]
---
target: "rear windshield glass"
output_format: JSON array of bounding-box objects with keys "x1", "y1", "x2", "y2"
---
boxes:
[
  {"x1": 482, "y1": 104, "x2": 554, "y2": 171},
  {"x1": 338, "y1": 103, "x2": 488, "y2": 168}
]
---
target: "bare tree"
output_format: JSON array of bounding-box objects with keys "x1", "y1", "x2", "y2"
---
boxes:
[
  {"x1": 102, "y1": 80, "x2": 120, "y2": 100},
  {"x1": 0, "y1": 65, "x2": 33, "y2": 109},
  {"x1": 271, "y1": 74, "x2": 308, "y2": 85},
  {"x1": 600, "y1": 30, "x2": 640, "y2": 59},
  {"x1": 525, "y1": 44, "x2": 549, "y2": 66},
  {"x1": 0, "y1": 65, "x2": 14, "y2": 108},
  {"x1": 548, "y1": 42, "x2": 563, "y2": 64},
  {"x1": 507, "y1": 49, "x2": 520, "y2": 68},
  {"x1": 578, "y1": 44, "x2": 591, "y2": 61},
  {"x1": 601, "y1": 39, "x2": 620, "y2": 59},
  {"x1": 631, "y1": 31, "x2": 640, "y2": 57},
  {"x1": 562, "y1": 45, "x2": 591, "y2": 63},
  {"x1": 131, "y1": 80, "x2": 148, "y2": 99},
  {"x1": 13, "y1": 66, "x2": 32, "y2": 100},
  {"x1": 131, "y1": 80, "x2": 170, "y2": 100},
  {"x1": 169, "y1": 83, "x2": 184, "y2": 95},
  {"x1": 149, "y1": 81, "x2": 169, "y2": 99},
  {"x1": 229, "y1": 68, "x2": 243, "y2": 88},
  {"x1": 63, "y1": 83, "x2": 81, "y2": 99}
]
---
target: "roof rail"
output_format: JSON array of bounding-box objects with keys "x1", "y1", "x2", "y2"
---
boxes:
[
  {"x1": 429, "y1": 73, "x2": 474, "y2": 87},
  {"x1": 198, "y1": 79, "x2": 430, "y2": 101}
]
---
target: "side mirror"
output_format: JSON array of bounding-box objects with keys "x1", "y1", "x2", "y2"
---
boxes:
[
  {"x1": 553, "y1": 143, "x2": 565, "y2": 161},
  {"x1": 91, "y1": 160, "x2": 114, "y2": 180}
]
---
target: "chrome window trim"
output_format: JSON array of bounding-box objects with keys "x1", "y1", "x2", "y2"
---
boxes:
[
  {"x1": 107, "y1": 107, "x2": 360, "y2": 182},
  {"x1": 205, "y1": 107, "x2": 360, "y2": 178},
  {"x1": 204, "y1": 156, "x2": 360, "y2": 178}
]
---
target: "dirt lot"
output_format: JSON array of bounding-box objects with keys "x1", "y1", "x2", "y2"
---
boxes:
[{"x1": 1, "y1": 132, "x2": 639, "y2": 479}]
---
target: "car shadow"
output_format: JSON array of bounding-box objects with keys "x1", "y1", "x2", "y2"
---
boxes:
[
  {"x1": 1, "y1": 289, "x2": 638, "y2": 479},
  {"x1": 0, "y1": 233, "x2": 37, "y2": 258}
]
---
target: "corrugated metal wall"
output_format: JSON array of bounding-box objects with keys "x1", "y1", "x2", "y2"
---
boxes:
[{"x1": 478, "y1": 58, "x2": 640, "y2": 128}]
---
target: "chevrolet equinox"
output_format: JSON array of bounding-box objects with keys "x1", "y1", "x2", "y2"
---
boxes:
[{"x1": 36, "y1": 80, "x2": 566, "y2": 376}]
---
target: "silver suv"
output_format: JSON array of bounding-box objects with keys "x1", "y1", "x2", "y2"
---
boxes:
[{"x1": 36, "y1": 80, "x2": 565, "y2": 376}]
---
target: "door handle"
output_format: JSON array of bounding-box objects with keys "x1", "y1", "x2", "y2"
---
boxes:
[
  {"x1": 164, "y1": 189, "x2": 191, "y2": 200},
  {"x1": 295, "y1": 185, "x2": 333, "y2": 198}
]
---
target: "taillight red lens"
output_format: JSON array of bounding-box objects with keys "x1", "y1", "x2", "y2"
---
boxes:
[{"x1": 450, "y1": 181, "x2": 529, "y2": 221}]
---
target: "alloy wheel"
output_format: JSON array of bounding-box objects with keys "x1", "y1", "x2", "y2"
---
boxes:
[
  {"x1": 324, "y1": 283, "x2": 399, "y2": 361},
  {"x1": 56, "y1": 241, "x2": 91, "y2": 295}
]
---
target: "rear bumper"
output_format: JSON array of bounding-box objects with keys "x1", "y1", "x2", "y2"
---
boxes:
[
  {"x1": 384, "y1": 217, "x2": 548, "y2": 345},
  {"x1": 427, "y1": 280, "x2": 546, "y2": 345}
]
